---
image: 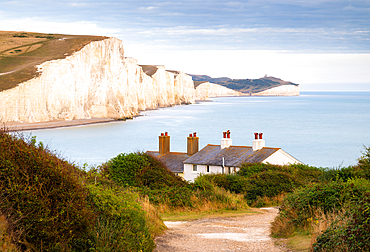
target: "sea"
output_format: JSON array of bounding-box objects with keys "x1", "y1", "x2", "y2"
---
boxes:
[{"x1": 25, "y1": 91, "x2": 370, "y2": 169}]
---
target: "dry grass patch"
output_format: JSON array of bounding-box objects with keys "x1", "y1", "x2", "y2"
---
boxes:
[
  {"x1": 286, "y1": 234, "x2": 311, "y2": 252},
  {"x1": 0, "y1": 31, "x2": 47, "y2": 52},
  {"x1": 161, "y1": 208, "x2": 258, "y2": 222}
]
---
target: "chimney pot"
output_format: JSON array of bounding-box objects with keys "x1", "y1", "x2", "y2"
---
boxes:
[
  {"x1": 189, "y1": 133, "x2": 192, "y2": 137},
  {"x1": 221, "y1": 130, "x2": 232, "y2": 149},
  {"x1": 165, "y1": 132, "x2": 168, "y2": 136},
  {"x1": 193, "y1": 132, "x2": 197, "y2": 137},
  {"x1": 161, "y1": 133, "x2": 164, "y2": 136},
  {"x1": 259, "y1": 133, "x2": 263, "y2": 139},
  {"x1": 254, "y1": 132, "x2": 258, "y2": 140}
]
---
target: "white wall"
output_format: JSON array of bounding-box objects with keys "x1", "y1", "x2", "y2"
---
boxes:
[
  {"x1": 184, "y1": 163, "x2": 238, "y2": 182},
  {"x1": 263, "y1": 149, "x2": 302, "y2": 165}
]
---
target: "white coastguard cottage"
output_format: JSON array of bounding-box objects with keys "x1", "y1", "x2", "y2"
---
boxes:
[{"x1": 147, "y1": 131, "x2": 302, "y2": 182}]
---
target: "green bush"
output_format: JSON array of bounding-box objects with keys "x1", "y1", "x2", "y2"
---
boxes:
[
  {"x1": 104, "y1": 152, "x2": 187, "y2": 189},
  {"x1": 0, "y1": 130, "x2": 95, "y2": 251},
  {"x1": 313, "y1": 192, "x2": 370, "y2": 251},
  {"x1": 238, "y1": 163, "x2": 321, "y2": 183},
  {"x1": 86, "y1": 183, "x2": 155, "y2": 251},
  {"x1": 243, "y1": 170, "x2": 300, "y2": 203},
  {"x1": 106, "y1": 152, "x2": 151, "y2": 187},
  {"x1": 273, "y1": 178, "x2": 370, "y2": 236},
  {"x1": 201, "y1": 174, "x2": 248, "y2": 194},
  {"x1": 103, "y1": 152, "x2": 194, "y2": 208}
]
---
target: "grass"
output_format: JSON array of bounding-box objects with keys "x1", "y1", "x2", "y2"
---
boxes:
[
  {"x1": 286, "y1": 234, "x2": 311, "y2": 252},
  {"x1": 161, "y1": 208, "x2": 258, "y2": 221},
  {"x1": 0, "y1": 30, "x2": 107, "y2": 91}
]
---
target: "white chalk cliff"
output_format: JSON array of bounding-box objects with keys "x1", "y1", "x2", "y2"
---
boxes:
[
  {"x1": 253, "y1": 85, "x2": 300, "y2": 96},
  {"x1": 194, "y1": 82, "x2": 242, "y2": 100},
  {"x1": 0, "y1": 38, "x2": 195, "y2": 122},
  {"x1": 0, "y1": 37, "x2": 299, "y2": 123}
]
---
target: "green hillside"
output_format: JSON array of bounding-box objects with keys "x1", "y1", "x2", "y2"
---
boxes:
[
  {"x1": 0, "y1": 31, "x2": 107, "y2": 91},
  {"x1": 191, "y1": 74, "x2": 299, "y2": 93}
]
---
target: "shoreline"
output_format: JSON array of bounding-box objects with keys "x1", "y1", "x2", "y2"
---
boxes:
[
  {"x1": 2, "y1": 118, "x2": 118, "y2": 131},
  {"x1": 1, "y1": 94, "x2": 300, "y2": 131}
]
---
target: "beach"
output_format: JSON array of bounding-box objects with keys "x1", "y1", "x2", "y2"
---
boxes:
[{"x1": 3, "y1": 118, "x2": 117, "y2": 131}]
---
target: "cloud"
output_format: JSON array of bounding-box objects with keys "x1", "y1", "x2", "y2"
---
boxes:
[
  {"x1": 137, "y1": 26, "x2": 340, "y2": 37},
  {"x1": 0, "y1": 18, "x2": 121, "y2": 36},
  {"x1": 69, "y1": 2, "x2": 88, "y2": 7},
  {"x1": 138, "y1": 6, "x2": 158, "y2": 11}
]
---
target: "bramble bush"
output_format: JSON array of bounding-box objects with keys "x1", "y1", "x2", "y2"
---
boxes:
[
  {"x1": 0, "y1": 129, "x2": 96, "y2": 251},
  {"x1": 271, "y1": 178, "x2": 370, "y2": 237},
  {"x1": 0, "y1": 129, "x2": 164, "y2": 251},
  {"x1": 313, "y1": 192, "x2": 370, "y2": 251},
  {"x1": 86, "y1": 182, "x2": 157, "y2": 252}
]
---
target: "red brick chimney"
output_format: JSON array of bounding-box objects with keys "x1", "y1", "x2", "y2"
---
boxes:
[
  {"x1": 159, "y1": 132, "x2": 170, "y2": 155},
  {"x1": 187, "y1": 132, "x2": 199, "y2": 156}
]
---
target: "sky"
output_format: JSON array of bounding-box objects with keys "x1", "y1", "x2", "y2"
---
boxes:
[{"x1": 1, "y1": 0, "x2": 370, "y2": 90}]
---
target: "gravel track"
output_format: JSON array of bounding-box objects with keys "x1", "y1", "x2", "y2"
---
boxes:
[{"x1": 154, "y1": 207, "x2": 288, "y2": 252}]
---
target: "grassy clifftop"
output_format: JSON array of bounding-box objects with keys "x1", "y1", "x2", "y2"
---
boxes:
[
  {"x1": 191, "y1": 74, "x2": 298, "y2": 93},
  {"x1": 0, "y1": 31, "x2": 107, "y2": 91}
]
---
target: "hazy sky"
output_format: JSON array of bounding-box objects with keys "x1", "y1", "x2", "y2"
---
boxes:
[{"x1": 1, "y1": 0, "x2": 370, "y2": 88}]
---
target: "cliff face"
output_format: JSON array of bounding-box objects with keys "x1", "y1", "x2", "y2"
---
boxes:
[
  {"x1": 253, "y1": 84, "x2": 300, "y2": 96},
  {"x1": 194, "y1": 82, "x2": 242, "y2": 100},
  {"x1": 0, "y1": 38, "x2": 194, "y2": 122}
]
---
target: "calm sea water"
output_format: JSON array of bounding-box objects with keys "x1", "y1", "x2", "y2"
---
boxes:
[{"x1": 26, "y1": 91, "x2": 370, "y2": 168}]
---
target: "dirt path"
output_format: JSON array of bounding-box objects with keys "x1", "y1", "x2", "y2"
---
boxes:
[{"x1": 154, "y1": 207, "x2": 288, "y2": 252}]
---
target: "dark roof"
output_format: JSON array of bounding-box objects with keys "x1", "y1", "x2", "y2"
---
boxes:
[
  {"x1": 146, "y1": 151, "x2": 189, "y2": 173},
  {"x1": 183, "y1": 144, "x2": 280, "y2": 167}
]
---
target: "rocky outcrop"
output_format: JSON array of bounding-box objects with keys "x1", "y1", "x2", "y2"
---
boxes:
[
  {"x1": 194, "y1": 82, "x2": 242, "y2": 100},
  {"x1": 253, "y1": 85, "x2": 300, "y2": 96},
  {"x1": 0, "y1": 38, "x2": 194, "y2": 123}
]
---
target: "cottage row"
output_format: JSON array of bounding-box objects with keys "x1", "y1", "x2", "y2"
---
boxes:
[{"x1": 147, "y1": 131, "x2": 302, "y2": 182}]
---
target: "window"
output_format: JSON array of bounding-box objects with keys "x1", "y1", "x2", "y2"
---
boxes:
[
  {"x1": 192, "y1": 164, "x2": 197, "y2": 172},
  {"x1": 206, "y1": 165, "x2": 210, "y2": 173}
]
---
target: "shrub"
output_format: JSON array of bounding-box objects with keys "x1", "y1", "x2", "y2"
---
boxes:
[
  {"x1": 106, "y1": 152, "x2": 151, "y2": 187},
  {"x1": 0, "y1": 130, "x2": 95, "y2": 251},
  {"x1": 103, "y1": 152, "x2": 194, "y2": 209},
  {"x1": 271, "y1": 178, "x2": 370, "y2": 237},
  {"x1": 202, "y1": 174, "x2": 248, "y2": 194},
  {"x1": 104, "y1": 152, "x2": 187, "y2": 189},
  {"x1": 86, "y1": 183, "x2": 156, "y2": 251},
  {"x1": 313, "y1": 192, "x2": 370, "y2": 252},
  {"x1": 0, "y1": 214, "x2": 19, "y2": 251}
]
